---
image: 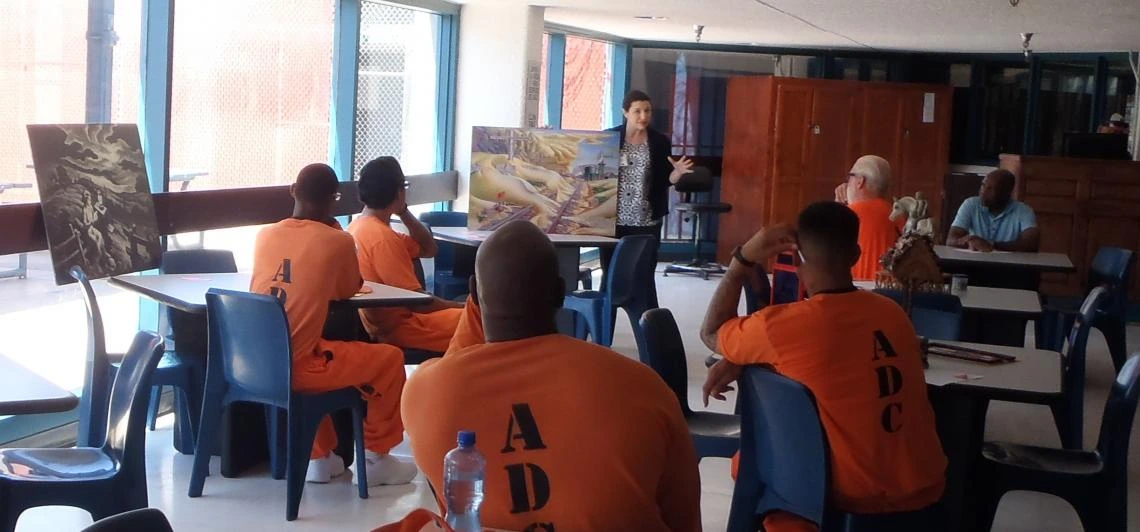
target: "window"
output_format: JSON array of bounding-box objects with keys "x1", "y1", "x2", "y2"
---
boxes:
[
  {"x1": 168, "y1": 0, "x2": 336, "y2": 192},
  {"x1": 1037, "y1": 62, "x2": 1095, "y2": 155},
  {"x1": 354, "y1": 1, "x2": 445, "y2": 179},
  {"x1": 630, "y1": 49, "x2": 809, "y2": 240},
  {"x1": 538, "y1": 33, "x2": 550, "y2": 127},
  {"x1": 980, "y1": 66, "x2": 1029, "y2": 159},
  {"x1": 0, "y1": 1, "x2": 143, "y2": 441},
  {"x1": 560, "y1": 36, "x2": 613, "y2": 131}
]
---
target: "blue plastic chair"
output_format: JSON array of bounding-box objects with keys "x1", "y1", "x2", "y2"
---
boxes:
[
  {"x1": 0, "y1": 331, "x2": 165, "y2": 532},
  {"x1": 81, "y1": 508, "x2": 174, "y2": 532},
  {"x1": 149, "y1": 249, "x2": 238, "y2": 451},
  {"x1": 727, "y1": 366, "x2": 827, "y2": 532},
  {"x1": 418, "y1": 211, "x2": 471, "y2": 300},
  {"x1": 872, "y1": 289, "x2": 963, "y2": 341},
  {"x1": 639, "y1": 309, "x2": 739, "y2": 460},
  {"x1": 71, "y1": 267, "x2": 194, "y2": 453},
  {"x1": 1041, "y1": 247, "x2": 1135, "y2": 372},
  {"x1": 189, "y1": 289, "x2": 368, "y2": 521},
  {"x1": 999, "y1": 286, "x2": 1108, "y2": 450},
  {"x1": 564, "y1": 234, "x2": 654, "y2": 348},
  {"x1": 976, "y1": 354, "x2": 1140, "y2": 532}
]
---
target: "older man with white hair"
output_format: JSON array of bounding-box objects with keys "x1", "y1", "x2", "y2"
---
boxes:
[{"x1": 833, "y1": 155, "x2": 904, "y2": 280}]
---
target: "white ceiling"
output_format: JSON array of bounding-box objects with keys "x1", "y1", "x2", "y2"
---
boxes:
[{"x1": 482, "y1": 0, "x2": 1140, "y2": 53}]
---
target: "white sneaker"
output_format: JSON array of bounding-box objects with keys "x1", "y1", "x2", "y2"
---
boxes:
[
  {"x1": 305, "y1": 453, "x2": 346, "y2": 483},
  {"x1": 352, "y1": 450, "x2": 419, "y2": 487}
]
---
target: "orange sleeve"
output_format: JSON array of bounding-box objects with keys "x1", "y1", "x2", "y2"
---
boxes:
[
  {"x1": 445, "y1": 296, "x2": 484, "y2": 354},
  {"x1": 400, "y1": 230, "x2": 423, "y2": 259},
  {"x1": 334, "y1": 233, "x2": 364, "y2": 300},
  {"x1": 363, "y1": 231, "x2": 424, "y2": 291},
  {"x1": 656, "y1": 391, "x2": 703, "y2": 531},
  {"x1": 716, "y1": 311, "x2": 778, "y2": 365}
]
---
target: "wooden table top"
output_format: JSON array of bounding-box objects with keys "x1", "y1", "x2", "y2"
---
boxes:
[
  {"x1": 109, "y1": 272, "x2": 432, "y2": 315},
  {"x1": 0, "y1": 354, "x2": 78, "y2": 416}
]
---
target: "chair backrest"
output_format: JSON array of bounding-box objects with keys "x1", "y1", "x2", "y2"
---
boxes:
[
  {"x1": 71, "y1": 266, "x2": 113, "y2": 448},
  {"x1": 160, "y1": 249, "x2": 238, "y2": 275},
  {"x1": 873, "y1": 289, "x2": 963, "y2": 341},
  {"x1": 205, "y1": 288, "x2": 293, "y2": 408},
  {"x1": 1095, "y1": 355, "x2": 1140, "y2": 476},
  {"x1": 103, "y1": 331, "x2": 166, "y2": 470},
  {"x1": 1062, "y1": 286, "x2": 1109, "y2": 392},
  {"x1": 419, "y1": 211, "x2": 467, "y2": 271},
  {"x1": 743, "y1": 266, "x2": 772, "y2": 315},
  {"x1": 728, "y1": 366, "x2": 827, "y2": 532},
  {"x1": 605, "y1": 234, "x2": 653, "y2": 305},
  {"x1": 159, "y1": 249, "x2": 238, "y2": 349},
  {"x1": 638, "y1": 309, "x2": 691, "y2": 414},
  {"x1": 673, "y1": 166, "x2": 713, "y2": 195},
  {"x1": 1088, "y1": 247, "x2": 1135, "y2": 318},
  {"x1": 81, "y1": 508, "x2": 175, "y2": 532}
]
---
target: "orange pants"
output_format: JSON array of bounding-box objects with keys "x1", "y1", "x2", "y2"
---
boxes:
[
  {"x1": 294, "y1": 339, "x2": 406, "y2": 459},
  {"x1": 386, "y1": 308, "x2": 464, "y2": 353}
]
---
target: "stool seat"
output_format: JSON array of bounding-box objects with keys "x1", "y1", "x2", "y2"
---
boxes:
[{"x1": 675, "y1": 202, "x2": 732, "y2": 214}]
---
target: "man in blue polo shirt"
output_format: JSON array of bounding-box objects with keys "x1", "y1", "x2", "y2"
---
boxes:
[{"x1": 947, "y1": 169, "x2": 1039, "y2": 252}]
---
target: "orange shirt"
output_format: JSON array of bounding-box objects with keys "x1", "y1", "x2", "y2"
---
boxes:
[
  {"x1": 445, "y1": 295, "x2": 483, "y2": 354},
  {"x1": 403, "y1": 334, "x2": 701, "y2": 532},
  {"x1": 348, "y1": 216, "x2": 461, "y2": 351},
  {"x1": 718, "y1": 289, "x2": 946, "y2": 513},
  {"x1": 848, "y1": 198, "x2": 903, "y2": 281},
  {"x1": 250, "y1": 219, "x2": 362, "y2": 359}
]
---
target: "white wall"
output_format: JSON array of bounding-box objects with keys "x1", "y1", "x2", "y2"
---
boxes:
[{"x1": 451, "y1": 3, "x2": 545, "y2": 210}]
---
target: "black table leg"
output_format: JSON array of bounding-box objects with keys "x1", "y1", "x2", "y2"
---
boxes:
[{"x1": 930, "y1": 388, "x2": 991, "y2": 532}]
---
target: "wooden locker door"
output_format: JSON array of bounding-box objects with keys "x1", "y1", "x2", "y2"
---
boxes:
[
  {"x1": 769, "y1": 83, "x2": 813, "y2": 225},
  {"x1": 859, "y1": 88, "x2": 904, "y2": 197},
  {"x1": 806, "y1": 86, "x2": 860, "y2": 207},
  {"x1": 899, "y1": 89, "x2": 950, "y2": 224}
]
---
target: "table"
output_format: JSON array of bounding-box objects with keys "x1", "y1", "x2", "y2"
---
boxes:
[
  {"x1": 934, "y1": 245, "x2": 1076, "y2": 273},
  {"x1": 0, "y1": 354, "x2": 79, "y2": 416},
  {"x1": 855, "y1": 282, "x2": 1042, "y2": 317},
  {"x1": 855, "y1": 282, "x2": 1043, "y2": 346},
  {"x1": 109, "y1": 272, "x2": 431, "y2": 473},
  {"x1": 0, "y1": 183, "x2": 33, "y2": 280},
  {"x1": 431, "y1": 227, "x2": 619, "y2": 332},
  {"x1": 924, "y1": 341, "x2": 1061, "y2": 532},
  {"x1": 108, "y1": 272, "x2": 432, "y2": 314}
]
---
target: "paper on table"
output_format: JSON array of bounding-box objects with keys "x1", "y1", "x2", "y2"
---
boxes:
[{"x1": 926, "y1": 369, "x2": 985, "y2": 386}]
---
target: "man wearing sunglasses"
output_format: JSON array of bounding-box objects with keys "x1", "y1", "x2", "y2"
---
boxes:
[{"x1": 834, "y1": 155, "x2": 903, "y2": 280}]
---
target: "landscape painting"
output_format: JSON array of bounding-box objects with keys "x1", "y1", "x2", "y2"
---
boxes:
[
  {"x1": 27, "y1": 124, "x2": 162, "y2": 285},
  {"x1": 469, "y1": 127, "x2": 619, "y2": 236}
]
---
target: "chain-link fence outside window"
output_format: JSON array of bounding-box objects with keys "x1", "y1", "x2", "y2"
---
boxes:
[
  {"x1": 169, "y1": 0, "x2": 335, "y2": 191},
  {"x1": 353, "y1": 1, "x2": 442, "y2": 180}
]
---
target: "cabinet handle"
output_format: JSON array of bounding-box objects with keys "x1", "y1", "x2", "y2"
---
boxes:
[{"x1": 812, "y1": 124, "x2": 821, "y2": 135}]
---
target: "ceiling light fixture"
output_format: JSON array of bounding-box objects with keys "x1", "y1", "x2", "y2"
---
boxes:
[
  {"x1": 633, "y1": 16, "x2": 668, "y2": 21},
  {"x1": 694, "y1": 24, "x2": 705, "y2": 43},
  {"x1": 1009, "y1": 0, "x2": 1019, "y2": 6},
  {"x1": 1021, "y1": 32, "x2": 1034, "y2": 61}
]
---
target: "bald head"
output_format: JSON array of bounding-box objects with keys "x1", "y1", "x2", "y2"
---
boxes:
[
  {"x1": 290, "y1": 163, "x2": 340, "y2": 221},
  {"x1": 475, "y1": 221, "x2": 564, "y2": 342},
  {"x1": 848, "y1": 155, "x2": 892, "y2": 201}
]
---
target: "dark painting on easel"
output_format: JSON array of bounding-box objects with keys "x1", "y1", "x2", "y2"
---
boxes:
[{"x1": 27, "y1": 124, "x2": 162, "y2": 285}]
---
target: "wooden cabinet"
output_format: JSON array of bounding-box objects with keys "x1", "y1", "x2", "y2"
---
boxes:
[
  {"x1": 718, "y1": 76, "x2": 953, "y2": 262},
  {"x1": 1000, "y1": 154, "x2": 1140, "y2": 299}
]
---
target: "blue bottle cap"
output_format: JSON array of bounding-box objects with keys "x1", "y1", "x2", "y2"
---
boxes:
[{"x1": 457, "y1": 430, "x2": 476, "y2": 447}]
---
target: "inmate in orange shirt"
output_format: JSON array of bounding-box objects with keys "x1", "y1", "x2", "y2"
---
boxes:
[
  {"x1": 444, "y1": 295, "x2": 483, "y2": 354},
  {"x1": 848, "y1": 198, "x2": 903, "y2": 281},
  {"x1": 402, "y1": 334, "x2": 701, "y2": 531},
  {"x1": 719, "y1": 289, "x2": 946, "y2": 513},
  {"x1": 348, "y1": 216, "x2": 462, "y2": 352},
  {"x1": 250, "y1": 218, "x2": 362, "y2": 357}
]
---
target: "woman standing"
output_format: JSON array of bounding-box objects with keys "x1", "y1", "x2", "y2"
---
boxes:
[{"x1": 600, "y1": 90, "x2": 693, "y2": 306}]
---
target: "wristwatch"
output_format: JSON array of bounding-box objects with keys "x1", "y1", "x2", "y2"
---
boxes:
[{"x1": 731, "y1": 246, "x2": 756, "y2": 268}]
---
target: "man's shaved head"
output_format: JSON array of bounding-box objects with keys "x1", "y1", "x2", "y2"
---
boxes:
[
  {"x1": 475, "y1": 221, "x2": 563, "y2": 341},
  {"x1": 294, "y1": 163, "x2": 340, "y2": 203}
]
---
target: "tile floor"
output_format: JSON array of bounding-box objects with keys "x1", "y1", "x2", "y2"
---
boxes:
[{"x1": 10, "y1": 268, "x2": 1140, "y2": 531}]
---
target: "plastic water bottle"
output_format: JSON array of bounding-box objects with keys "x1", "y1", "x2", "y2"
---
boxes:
[{"x1": 444, "y1": 430, "x2": 485, "y2": 532}]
